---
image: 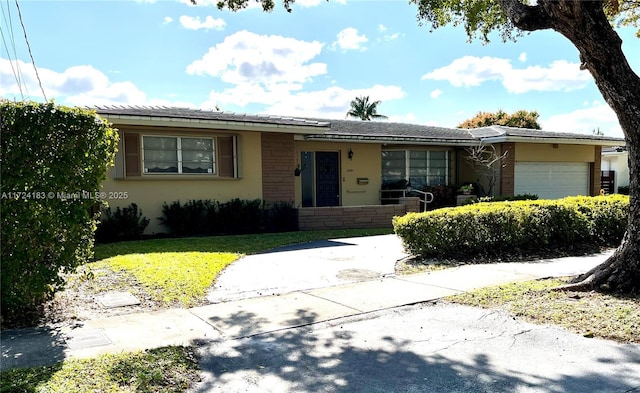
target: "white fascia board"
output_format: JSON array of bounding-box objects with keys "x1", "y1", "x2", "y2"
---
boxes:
[
  {"x1": 304, "y1": 135, "x2": 477, "y2": 146},
  {"x1": 101, "y1": 114, "x2": 328, "y2": 134},
  {"x1": 480, "y1": 135, "x2": 624, "y2": 147}
]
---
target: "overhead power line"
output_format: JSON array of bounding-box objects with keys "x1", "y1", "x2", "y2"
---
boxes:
[
  {"x1": 14, "y1": 0, "x2": 46, "y2": 101},
  {"x1": 0, "y1": 0, "x2": 25, "y2": 98}
]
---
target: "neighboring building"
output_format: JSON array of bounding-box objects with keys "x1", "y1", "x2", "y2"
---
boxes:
[
  {"x1": 601, "y1": 146, "x2": 630, "y2": 193},
  {"x1": 96, "y1": 107, "x2": 624, "y2": 233}
]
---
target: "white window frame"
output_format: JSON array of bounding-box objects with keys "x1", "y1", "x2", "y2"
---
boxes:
[
  {"x1": 142, "y1": 135, "x2": 216, "y2": 175},
  {"x1": 382, "y1": 149, "x2": 450, "y2": 187}
]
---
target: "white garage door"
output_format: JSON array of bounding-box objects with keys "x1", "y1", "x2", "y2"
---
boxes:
[{"x1": 514, "y1": 162, "x2": 589, "y2": 199}]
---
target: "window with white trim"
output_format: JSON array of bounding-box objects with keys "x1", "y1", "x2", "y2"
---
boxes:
[
  {"x1": 382, "y1": 150, "x2": 449, "y2": 188},
  {"x1": 142, "y1": 136, "x2": 215, "y2": 174}
]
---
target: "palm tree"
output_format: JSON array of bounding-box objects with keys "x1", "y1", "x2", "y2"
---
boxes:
[{"x1": 346, "y1": 96, "x2": 388, "y2": 121}]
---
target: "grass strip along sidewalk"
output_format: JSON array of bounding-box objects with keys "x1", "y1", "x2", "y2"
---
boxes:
[{"x1": 2, "y1": 228, "x2": 638, "y2": 392}]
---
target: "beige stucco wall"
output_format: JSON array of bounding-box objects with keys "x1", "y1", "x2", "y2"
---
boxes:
[
  {"x1": 457, "y1": 145, "x2": 506, "y2": 196},
  {"x1": 294, "y1": 141, "x2": 383, "y2": 207},
  {"x1": 459, "y1": 143, "x2": 596, "y2": 197},
  {"x1": 101, "y1": 129, "x2": 263, "y2": 234},
  {"x1": 515, "y1": 143, "x2": 596, "y2": 162}
]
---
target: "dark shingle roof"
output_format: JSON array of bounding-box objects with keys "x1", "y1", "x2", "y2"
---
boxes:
[
  {"x1": 470, "y1": 125, "x2": 624, "y2": 143},
  {"x1": 94, "y1": 106, "x2": 625, "y2": 145},
  {"x1": 94, "y1": 105, "x2": 330, "y2": 128},
  {"x1": 304, "y1": 119, "x2": 475, "y2": 145}
]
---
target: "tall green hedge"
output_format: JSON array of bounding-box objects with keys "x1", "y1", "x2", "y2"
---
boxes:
[
  {"x1": 1, "y1": 101, "x2": 118, "y2": 322},
  {"x1": 392, "y1": 195, "x2": 629, "y2": 259}
]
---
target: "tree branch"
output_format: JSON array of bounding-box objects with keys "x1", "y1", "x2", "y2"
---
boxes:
[{"x1": 496, "y1": 0, "x2": 553, "y2": 31}]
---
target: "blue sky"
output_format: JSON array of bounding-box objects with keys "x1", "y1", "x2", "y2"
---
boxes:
[{"x1": 1, "y1": 0, "x2": 638, "y2": 137}]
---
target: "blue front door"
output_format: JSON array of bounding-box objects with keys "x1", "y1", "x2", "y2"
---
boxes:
[{"x1": 315, "y1": 152, "x2": 340, "y2": 207}]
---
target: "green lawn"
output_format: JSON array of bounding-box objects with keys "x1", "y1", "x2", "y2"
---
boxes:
[
  {"x1": 89, "y1": 228, "x2": 392, "y2": 308},
  {"x1": 0, "y1": 346, "x2": 199, "y2": 393},
  {"x1": 447, "y1": 278, "x2": 640, "y2": 343},
  {"x1": 1, "y1": 229, "x2": 393, "y2": 392},
  {"x1": 93, "y1": 228, "x2": 393, "y2": 260}
]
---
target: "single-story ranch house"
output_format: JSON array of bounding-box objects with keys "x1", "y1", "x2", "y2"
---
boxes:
[{"x1": 96, "y1": 106, "x2": 624, "y2": 234}]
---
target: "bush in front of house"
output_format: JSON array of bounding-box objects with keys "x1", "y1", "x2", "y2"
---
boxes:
[
  {"x1": 216, "y1": 198, "x2": 263, "y2": 234},
  {"x1": 423, "y1": 185, "x2": 457, "y2": 209},
  {"x1": 392, "y1": 195, "x2": 629, "y2": 259},
  {"x1": 460, "y1": 193, "x2": 539, "y2": 206},
  {"x1": 264, "y1": 201, "x2": 299, "y2": 232},
  {"x1": 617, "y1": 186, "x2": 629, "y2": 195},
  {"x1": 158, "y1": 199, "x2": 298, "y2": 236},
  {"x1": 1, "y1": 101, "x2": 118, "y2": 323},
  {"x1": 158, "y1": 200, "x2": 215, "y2": 236},
  {"x1": 95, "y1": 203, "x2": 150, "y2": 243},
  {"x1": 564, "y1": 195, "x2": 629, "y2": 245}
]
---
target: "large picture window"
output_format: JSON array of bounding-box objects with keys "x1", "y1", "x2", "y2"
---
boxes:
[
  {"x1": 143, "y1": 136, "x2": 215, "y2": 174},
  {"x1": 382, "y1": 150, "x2": 449, "y2": 188}
]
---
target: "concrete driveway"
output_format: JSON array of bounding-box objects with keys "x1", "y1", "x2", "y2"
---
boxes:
[{"x1": 207, "y1": 234, "x2": 408, "y2": 303}]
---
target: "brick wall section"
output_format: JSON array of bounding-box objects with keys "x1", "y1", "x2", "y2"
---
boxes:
[
  {"x1": 399, "y1": 197, "x2": 420, "y2": 213},
  {"x1": 500, "y1": 142, "x2": 516, "y2": 196},
  {"x1": 261, "y1": 132, "x2": 295, "y2": 205},
  {"x1": 298, "y1": 197, "x2": 420, "y2": 230},
  {"x1": 591, "y1": 145, "x2": 602, "y2": 195}
]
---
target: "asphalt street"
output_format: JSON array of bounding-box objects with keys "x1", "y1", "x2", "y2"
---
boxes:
[{"x1": 192, "y1": 302, "x2": 640, "y2": 393}]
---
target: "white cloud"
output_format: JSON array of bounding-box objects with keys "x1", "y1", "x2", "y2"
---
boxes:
[
  {"x1": 332, "y1": 27, "x2": 367, "y2": 51},
  {"x1": 0, "y1": 58, "x2": 194, "y2": 107},
  {"x1": 518, "y1": 52, "x2": 527, "y2": 62},
  {"x1": 382, "y1": 32, "x2": 401, "y2": 42},
  {"x1": 430, "y1": 89, "x2": 443, "y2": 99},
  {"x1": 387, "y1": 113, "x2": 416, "y2": 123},
  {"x1": 179, "y1": 15, "x2": 226, "y2": 30},
  {"x1": 542, "y1": 101, "x2": 623, "y2": 137},
  {"x1": 202, "y1": 84, "x2": 404, "y2": 120},
  {"x1": 376, "y1": 25, "x2": 402, "y2": 42},
  {"x1": 186, "y1": 30, "x2": 325, "y2": 87},
  {"x1": 163, "y1": 16, "x2": 173, "y2": 24},
  {"x1": 422, "y1": 56, "x2": 590, "y2": 94}
]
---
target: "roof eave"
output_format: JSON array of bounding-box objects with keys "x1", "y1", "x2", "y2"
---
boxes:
[
  {"x1": 304, "y1": 134, "x2": 477, "y2": 146},
  {"x1": 479, "y1": 135, "x2": 624, "y2": 147},
  {"x1": 99, "y1": 113, "x2": 330, "y2": 134}
]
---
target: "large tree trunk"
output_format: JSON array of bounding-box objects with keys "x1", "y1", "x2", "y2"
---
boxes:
[{"x1": 499, "y1": 0, "x2": 640, "y2": 293}]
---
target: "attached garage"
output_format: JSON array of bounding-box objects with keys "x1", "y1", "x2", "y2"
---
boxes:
[{"x1": 514, "y1": 162, "x2": 590, "y2": 199}]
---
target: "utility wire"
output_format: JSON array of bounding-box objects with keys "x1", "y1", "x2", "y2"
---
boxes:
[
  {"x1": 14, "y1": 0, "x2": 45, "y2": 101},
  {"x1": 0, "y1": 0, "x2": 24, "y2": 98}
]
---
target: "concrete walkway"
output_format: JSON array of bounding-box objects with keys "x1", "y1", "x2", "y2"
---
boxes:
[{"x1": 0, "y1": 237, "x2": 614, "y2": 371}]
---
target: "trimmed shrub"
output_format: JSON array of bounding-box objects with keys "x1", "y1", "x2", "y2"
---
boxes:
[
  {"x1": 461, "y1": 194, "x2": 539, "y2": 206},
  {"x1": 95, "y1": 203, "x2": 150, "y2": 243},
  {"x1": 158, "y1": 198, "x2": 297, "y2": 236},
  {"x1": 423, "y1": 185, "x2": 457, "y2": 209},
  {"x1": 158, "y1": 200, "x2": 216, "y2": 236},
  {"x1": 617, "y1": 186, "x2": 629, "y2": 195},
  {"x1": 1, "y1": 101, "x2": 118, "y2": 322},
  {"x1": 265, "y1": 201, "x2": 298, "y2": 232},
  {"x1": 217, "y1": 198, "x2": 263, "y2": 234},
  {"x1": 393, "y1": 195, "x2": 628, "y2": 259}
]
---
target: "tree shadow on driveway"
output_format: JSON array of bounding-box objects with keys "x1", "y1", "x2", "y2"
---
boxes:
[{"x1": 191, "y1": 305, "x2": 640, "y2": 392}]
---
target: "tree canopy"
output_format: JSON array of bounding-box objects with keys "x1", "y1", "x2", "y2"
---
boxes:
[
  {"x1": 346, "y1": 96, "x2": 388, "y2": 121},
  {"x1": 458, "y1": 109, "x2": 541, "y2": 129}
]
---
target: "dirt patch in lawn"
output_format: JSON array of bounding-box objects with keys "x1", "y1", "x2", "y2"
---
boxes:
[{"x1": 6, "y1": 263, "x2": 211, "y2": 330}]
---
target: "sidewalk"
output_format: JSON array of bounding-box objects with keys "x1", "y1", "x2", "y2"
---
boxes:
[{"x1": 0, "y1": 249, "x2": 611, "y2": 371}]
